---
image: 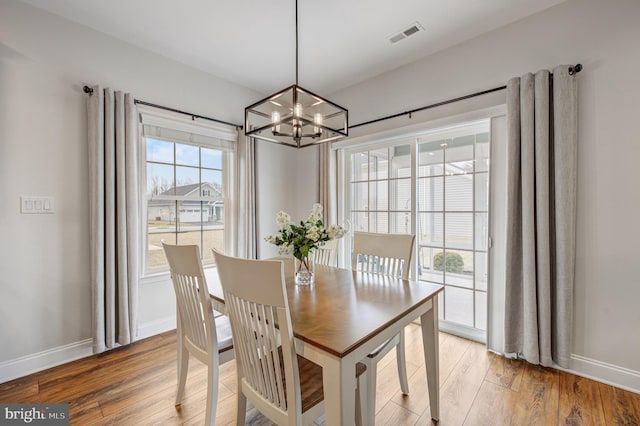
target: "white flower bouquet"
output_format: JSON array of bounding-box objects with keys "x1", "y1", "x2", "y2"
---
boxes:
[{"x1": 265, "y1": 203, "x2": 346, "y2": 262}]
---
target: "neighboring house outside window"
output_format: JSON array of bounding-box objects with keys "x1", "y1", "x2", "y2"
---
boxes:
[
  {"x1": 139, "y1": 107, "x2": 237, "y2": 276},
  {"x1": 148, "y1": 183, "x2": 223, "y2": 224}
]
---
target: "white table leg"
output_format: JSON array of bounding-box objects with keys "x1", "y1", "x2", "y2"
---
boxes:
[
  {"x1": 421, "y1": 295, "x2": 440, "y2": 421},
  {"x1": 322, "y1": 357, "x2": 357, "y2": 425},
  {"x1": 357, "y1": 368, "x2": 369, "y2": 426}
]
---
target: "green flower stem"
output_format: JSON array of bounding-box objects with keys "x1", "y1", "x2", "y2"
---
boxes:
[{"x1": 296, "y1": 255, "x2": 312, "y2": 274}]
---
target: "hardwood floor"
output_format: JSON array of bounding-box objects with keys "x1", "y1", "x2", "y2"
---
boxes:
[{"x1": 1, "y1": 324, "x2": 639, "y2": 425}]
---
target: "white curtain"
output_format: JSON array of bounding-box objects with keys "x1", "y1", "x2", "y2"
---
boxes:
[
  {"x1": 88, "y1": 86, "x2": 139, "y2": 354},
  {"x1": 503, "y1": 66, "x2": 578, "y2": 368},
  {"x1": 319, "y1": 142, "x2": 336, "y2": 225},
  {"x1": 236, "y1": 133, "x2": 257, "y2": 259}
]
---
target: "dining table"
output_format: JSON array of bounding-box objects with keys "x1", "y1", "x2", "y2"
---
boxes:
[{"x1": 205, "y1": 257, "x2": 443, "y2": 425}]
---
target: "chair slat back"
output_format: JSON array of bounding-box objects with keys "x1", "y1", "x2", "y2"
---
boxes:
[
  {"x1": 213, "y1": 251, "x2": 301, "y2": 422},
  {"x1": 351, "y1": 232, "x2": 416, "y2": 280},
  {"x1": 163, "y1": 243, "x2": 215, "y2": 353},
  {"x1": 314, "y1": 239, "x2": 338, "y2": 267}
]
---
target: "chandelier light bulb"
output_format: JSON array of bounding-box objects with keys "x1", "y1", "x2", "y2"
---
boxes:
[
  {"x1": 294, "y1": 103, "x2": 302, "y2": 117},
  {"x1": 271, "y1": 111, "x2": 281, "y2": 134},
  {"x1": 313, "y1": 113, "x2": 323, "y2": 136}
]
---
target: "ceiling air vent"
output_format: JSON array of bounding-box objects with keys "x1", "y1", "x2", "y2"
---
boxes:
[{"x1": 388, "y1": 22, "x2": 424, "y2": 44}]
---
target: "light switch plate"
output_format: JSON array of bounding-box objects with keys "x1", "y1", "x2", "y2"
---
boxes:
[{"x1": 21, "y1": 196, "x2": 55, "y2": 214}]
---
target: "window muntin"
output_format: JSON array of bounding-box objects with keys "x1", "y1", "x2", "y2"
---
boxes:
[
  {"x1": 145, "y1": 138, "x2": 227, "y2": 274},
  {"x1": 347, "y1": 120, "x2": 490, "y2": 336},
  {"x1": 417, "y1": 124, "x2": 490, "y2": 331},
  {"x1": 349, "y1": 144, "x2": 413, "y2": 236}
]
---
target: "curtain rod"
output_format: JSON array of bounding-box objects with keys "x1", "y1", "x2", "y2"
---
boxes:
[
  {"x1": 349, "y1": 63, "x2": 582, "y2": 130},
  {"x1": 82, "y1": 85, "x2": 243, "y2": 130}
]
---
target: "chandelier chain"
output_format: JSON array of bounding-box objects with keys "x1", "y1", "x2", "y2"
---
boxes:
[{"x1": 295, "y1": 0, "x2": 299, "y2": 85}]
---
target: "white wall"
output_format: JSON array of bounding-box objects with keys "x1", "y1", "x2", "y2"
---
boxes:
[
  {"x1": 255, "y1": 143, "x2": 320, "y2": 258},
  {"x1": 332, "y1": 0, "x2": 640, "y2": 390},
  {"x1": 0, "y1": 0, "x2": 267, "y2": 377}
]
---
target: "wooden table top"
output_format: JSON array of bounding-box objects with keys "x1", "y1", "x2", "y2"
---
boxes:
[{"x1": 207, "y1": 257, "x2": 443, "y2": 358}]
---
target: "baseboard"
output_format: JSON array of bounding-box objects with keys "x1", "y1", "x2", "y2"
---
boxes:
[
  {"x1": 565, "y1": 354, "x2": 640, "y2": 394},
  {"x1": 0, "y1": 339, "x2": 93, "y2": 384},
  {"x1": 136, "y1": 315, "x2": 176, "y2": 340},
  {"x1": 439, "y1": 321, "x2": 487, "y2": 344},
  {"x1": 444, "y1": 328, "x2": 640, "y2": 395},
  {"x1": 0, "y1": 316, "x2": 177, "y2": 384}
]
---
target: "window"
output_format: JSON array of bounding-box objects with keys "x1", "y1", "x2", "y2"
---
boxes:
[
  {"x1": 417, "y1": 122, "x2": 490, "y2": 334},
  {"x1": 345, "y1": 119, "x2": 491, "y2": 340},
  {"x1": 139, "y1": 107, "x2": 237, "y2": 276},
  {"x1": 350, "y1": 144, "x2": 413, "y2": 235}
]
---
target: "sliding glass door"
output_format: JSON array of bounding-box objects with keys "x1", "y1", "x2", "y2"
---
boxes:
[
  {"x1": 417, "y1": 121, "x2": 490, "y2": 339},
  {"x1": 346, "y1": 120, "x2": 490, "y2": 341}
]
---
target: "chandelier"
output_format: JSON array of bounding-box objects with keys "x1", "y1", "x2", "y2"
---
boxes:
[{"x1": 244, "y1": 0, "x2": 348, "y2": 148}]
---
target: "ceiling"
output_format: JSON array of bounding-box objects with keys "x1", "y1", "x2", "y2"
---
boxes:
[{"x1": 22, "y1": 0, "x2": 565, "y2": 95}]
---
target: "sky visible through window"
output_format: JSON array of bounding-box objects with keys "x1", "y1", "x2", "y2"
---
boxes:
[{"x1": 146, "y1": 138, "x2": 223, "y2": 196}]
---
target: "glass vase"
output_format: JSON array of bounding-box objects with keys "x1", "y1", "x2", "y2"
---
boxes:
[{"x1": 294, "y1": 253, "x2": 315, "y2": 285}]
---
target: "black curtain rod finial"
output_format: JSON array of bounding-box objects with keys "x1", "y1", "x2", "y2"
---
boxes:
[
  {"x1": 568, "y1": 63, "x2": 582, "y2": 75},
  {"x1": 83, "y1": 85, "x2": 94, "y2": 94}
]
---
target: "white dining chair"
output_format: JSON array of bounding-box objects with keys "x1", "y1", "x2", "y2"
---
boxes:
[
  {"x1": 313, "y1": 239, "x2": 339, "y2": 267},
  {"x1": 163, "y1": 243, "x2": 234, "y2": 426},
  {"x1": 213, "y1": 250, "x2": 367, "y2": 426},
  {"x1": 351, "y1": 231, "x2": 416, "y2": 423}
]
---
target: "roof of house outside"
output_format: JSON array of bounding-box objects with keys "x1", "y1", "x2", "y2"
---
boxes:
[{"x1": 149, "y1": 182, "x2": 223, "y2": 206}]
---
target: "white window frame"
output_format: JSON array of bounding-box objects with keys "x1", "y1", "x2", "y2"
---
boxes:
[
  {"x1": 341, "y1": 138, "x2": 419, "y2": 277},
  {"x1": 336, "y1": 106, "x2": 506, "y2": 343},
  {"x1": 137, "y1": 106, "x2": 238, "y2": 280}
]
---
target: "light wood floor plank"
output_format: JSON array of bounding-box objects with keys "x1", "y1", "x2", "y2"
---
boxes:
[
  {"x1": 434, "y1": 341, "x2": 492, "y2": 425},
  {"x1": 463, "y1": 380, "x2": 517, "y2": 426},
  {"x1": 374, "y1": 400, "x2": 420, "y2": 426},
  {"x1": 388, "y1": 324, "x2": 469, "y2": 418},
  {"x1": 484, "y1": 352, "x2": 525, "y2": 392},
  {"x1": 510, "y1": 363, "x2": 560, "y2": 425},
  {"x1": 435, "y1": 333, "x2": 472, "y2": 386},
  {"x1": 0, "y1": 375, "x2": 39, "y2": 402},
  {"x1": 373, "y1": 355, "x2": 420, "y2": 416},
  {"x1": 599, "y1": 382, "x2": 640, "y2": 425},
  {"x1": 389, "y1": 365, "x2": 430, "y2": 417},
  {"x1": 0, "y1": 326, "x2": 633, "y2": 426},
  {"x1": 558, "y1": 371, "x2": 606, "y2": 425}
]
